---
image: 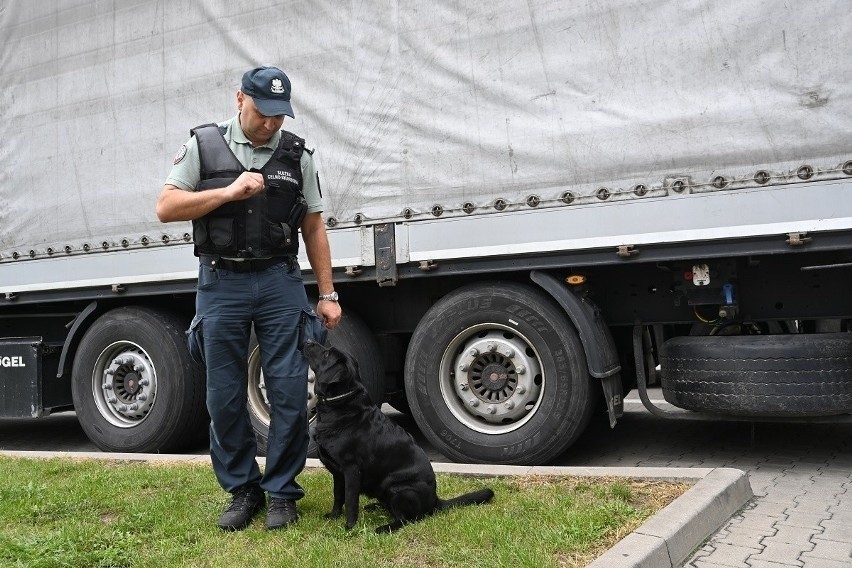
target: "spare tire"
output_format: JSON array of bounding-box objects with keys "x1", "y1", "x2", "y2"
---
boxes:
[{"x1": 660, "y1": 333, "x2": 852, "y2": 416}]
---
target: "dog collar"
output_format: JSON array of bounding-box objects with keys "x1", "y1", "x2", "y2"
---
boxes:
[{"x1": 315, "y1": 389, "x2": 359, "y2": 405}]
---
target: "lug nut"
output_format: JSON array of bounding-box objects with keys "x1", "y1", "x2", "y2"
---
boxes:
[
  {"x1": 487, "y1": 343, "x2": 497, "y2": 352},
  {"x1": 486, "y1": 405, "x2": 496, "y2": 414},
  {"x1": 502, "y1": 348, "x2": 515, "y2": 357},
  {"x1": 108, "y1": 397, "x2": 117, "y2": 404},
  {"x1": 469, "y1": 348, "x2": 480, "y2": 357},
  {"x1": 105, "y1": 369, "x2": 114, "y2": 376},
  {"x1": 458, "y1": 363, "x2": 469, "y2": 372},
  {"x1": 505, "y1": 401, "x2": 515, "y2": 410},
  {"x1": 468, "y1": 398, "x2": 480, "y2": 408},
  {"x1": 516, "y1": 365, "x2": 526, "y2": 375},
  {"x1": 516, "y1": 385, "x2": 526, "y2": 394},
  {"x1": 137, "y1": 394, "x2": 147, "y2": 401},
  {"x1": 459, "y1": 383, "x2": 469, "y2": 391},
  {"x1": 139, "y1": 379, "x2": 150, "y2": 386},
  {"x1": 102, "y1": 384, "x2": 113, "y2": 390}
]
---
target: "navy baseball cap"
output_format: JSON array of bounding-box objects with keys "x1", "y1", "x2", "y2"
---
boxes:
[{"x1": 241, "y1": 66, "x2": 294, "y2": 118}]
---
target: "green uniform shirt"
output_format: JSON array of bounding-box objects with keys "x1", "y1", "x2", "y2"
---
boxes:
[{"x1": 166, "y1": 114, "x2": 323, "y2": 214}]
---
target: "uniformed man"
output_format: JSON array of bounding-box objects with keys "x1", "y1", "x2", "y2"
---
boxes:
[{"x1": 156, "y1": 65, "x2": 342, "y2": 531}]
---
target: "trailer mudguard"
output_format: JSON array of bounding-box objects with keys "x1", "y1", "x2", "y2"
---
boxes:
[
  {"x1": 530, "y1": 270, "x2": 623, "y2": 426},
  {"x1": 56, "y1": 301, "x2": 98, "y2": 379}
]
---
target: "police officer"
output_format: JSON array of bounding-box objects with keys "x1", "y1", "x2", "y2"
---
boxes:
[{"x1": 156, "y1": 65, "x2": 342, "y2": 531}]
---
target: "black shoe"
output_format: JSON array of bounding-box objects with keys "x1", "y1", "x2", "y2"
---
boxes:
[
  {"x1": 266, "y1": 498, "x2": 298, "y2": 530},
  {"x1": 218, "y1": 484, "x2": 265, "y2": 531}
]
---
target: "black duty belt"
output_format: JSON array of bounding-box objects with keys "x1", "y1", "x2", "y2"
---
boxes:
[{"x1": 199, "y1": 255, "x2": 293, "y2": 273}]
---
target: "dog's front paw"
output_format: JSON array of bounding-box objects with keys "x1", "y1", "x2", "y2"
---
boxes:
[
  {"x1": 325, "y1": 509, "x2": 342, "y2": 519},
  {"x1": 345, "y1": 520, "x2": 357, "y2": 530}
]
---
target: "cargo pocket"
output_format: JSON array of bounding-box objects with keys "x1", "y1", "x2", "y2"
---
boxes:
[
  {"x1": 298, "y1": 308, "x2": 327, "y2": 351},
  {"x1": 186, "y1": 315, "x2": 206, "y2": 365},
  {"x1": 208, "y1": 217, "x2": 235, "y2": 247},
  {"x1": 269, "y1": 222, "x2": 294, "y2": 248}
]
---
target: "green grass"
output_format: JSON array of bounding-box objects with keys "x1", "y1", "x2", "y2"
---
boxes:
[{"x1": 0, "y1": 457, "x2": 688, "y2": 568}]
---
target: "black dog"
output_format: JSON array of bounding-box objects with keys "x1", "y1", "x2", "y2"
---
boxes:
[{"x1": 303, "y1": 340, "x2": 494, "y2": 533}]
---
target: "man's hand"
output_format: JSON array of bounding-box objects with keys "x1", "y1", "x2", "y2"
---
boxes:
[
  {"x1": 156, "y1": 172, "x2": 265, "y2": 222},
  {"x1": 316, "y1": 300, "x2": 342, "y2": 329},
  {"x1": 225, "y1": 172, "x2": 265, "y2": 201}
]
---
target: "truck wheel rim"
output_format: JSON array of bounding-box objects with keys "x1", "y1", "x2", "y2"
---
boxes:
[
  {"x1": 247, "y1": 345, "x2": 317, "y2": 429},
  {"x1": 91, "y1": 341, "x2": 157, "y2": 428},
  {"x1": 439, "y1": 324, "x2": 544, "y2": 434}
]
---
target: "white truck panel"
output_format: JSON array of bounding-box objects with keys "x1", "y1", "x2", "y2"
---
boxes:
[{"x1": 1, "y1": 0, "x2": 850, "y2": 292}]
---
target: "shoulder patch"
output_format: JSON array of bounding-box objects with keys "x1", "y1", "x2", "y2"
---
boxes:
[{"x1": 173, "y1": 144, "x2": 188, "y2": 165}]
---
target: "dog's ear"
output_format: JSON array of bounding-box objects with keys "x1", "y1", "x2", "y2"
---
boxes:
[{"x1": 345, "y1": 354, "x2": 360, "y2": 384}]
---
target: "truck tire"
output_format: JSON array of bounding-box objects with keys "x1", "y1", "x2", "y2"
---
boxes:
[
  {"x1": 248, "y1": 307, "x2": 384, "y2": 455},
  {"x1": 404, "y1": 282, "x2": 595, "y2": 465},
  {"x1": 71, "y1": 307, "x2": 208, "y2": 452},
  {"x1": 660, "y1": 333, "x2": 852, "y2": 416}
]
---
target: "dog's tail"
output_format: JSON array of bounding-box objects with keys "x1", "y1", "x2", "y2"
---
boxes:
[{"x1": 437, "y1": 488, "x2": 495, "y2": 511}]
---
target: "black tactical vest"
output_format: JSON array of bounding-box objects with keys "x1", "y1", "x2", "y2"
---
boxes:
[{"x1": 190, "y1": 123, "x2": 308, "y2": 258}]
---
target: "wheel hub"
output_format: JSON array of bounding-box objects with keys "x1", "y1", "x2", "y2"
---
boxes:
[
  {"x1": 94, "y1": 342, "x2": 157, "y2": 427},
  {"x1": 448, "y1": 328, "x2": 543, "y2": 429},
  {"x1": 471, "y1": 360, "x2": 515, "y2": 402}
]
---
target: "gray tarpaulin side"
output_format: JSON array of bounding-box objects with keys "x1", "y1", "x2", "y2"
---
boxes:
[{"x1": 1, "y1": 0, "x2": 849, "y2": 258}]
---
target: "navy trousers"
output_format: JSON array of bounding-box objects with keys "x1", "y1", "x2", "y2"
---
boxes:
[{"x1": 193, "y1": 260, "x2": 310, "y2": 500}]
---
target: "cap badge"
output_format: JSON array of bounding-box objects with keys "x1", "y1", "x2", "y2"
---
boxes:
[{"x1": 271, "y1": 78, "x2": 285, "y2": 94}]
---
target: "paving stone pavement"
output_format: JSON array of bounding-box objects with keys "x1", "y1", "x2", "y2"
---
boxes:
[{"x1": 555, "y1": 395, "x2": 852, "y2": 568}]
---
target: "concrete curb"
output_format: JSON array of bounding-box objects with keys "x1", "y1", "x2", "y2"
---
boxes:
[{"x1": 0, "y1": 451, "x2": 752, "y2": 566}]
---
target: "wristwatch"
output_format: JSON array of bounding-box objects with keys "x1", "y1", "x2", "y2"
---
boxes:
[{"x1": 318, "y1": 291, "x2": 339, "y2": 302}]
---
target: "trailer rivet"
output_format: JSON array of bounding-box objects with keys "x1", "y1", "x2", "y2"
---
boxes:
[
  {"x1": 431, "y1": 205, "x2": 444, "y2": 217},
  {"x1": 29, "y1": 250, "x2": 36, "y2": 258},
  {"x1": 121, "y1": 239, "x2": 129, "y2": 248},
  {"x1": 402, "y1": 208, "x2": 414, "y2": 219},
  {"x1": 161, "y1": 235, "x2": 170, "y2": 244},
  {"x1": 712, "y1": 176, "x2": 728, "y2": 189},
  {"x1": 101, "y1": 241, "x2": 109, "y2": 250},
  {"x1": 671, "y1": 180, "x2": 685, "y2": 193},
  {"x1": 526, "y1": 195, "x2": 540, "y2": 207},
  {"x1": 754, "y1": 170, "x2": 770, "y2": 184},
  {"x1": 494, "y1": 198, "x2": 507, "y2": 211},
  {"x1": 843, "y1": 160, "x2": 852, "y2": 176},
  {"x1": 141, "y1": 236, "x2": 150, "y2": 246},
  {"x1": 462, "y1": 202, "x2": 475, "y2": 214},
  {"x1": 83, "y1": 243, "x2": 91, "y2": 252},
  {"x1": 326, "y1": 217, "x2": 338, "y2": 228},
  {"x1": 596, "y1": 187, "x2": 611, "y2": 200},
  {"x1": 353, "y1": 213, "x2": 364, "y2": 225},
  {"x1": 633, "y1": 184, "x2": 648, "y2": 196},
  {"x1": 11, "y1": 252, "x2": 19, "y2": 260},
  {"x1": 64, "y1": 246, "x2": 72, "y2": 254},
  {"x1": 47, "y1": 248, "x2": 54, "y2": 256},
  {"x1": 797, "y1": 165, "x2": 814, "y2": 180},
  {"x1": 561, "y1": 191, "x2": 575, "y2": 205}
]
